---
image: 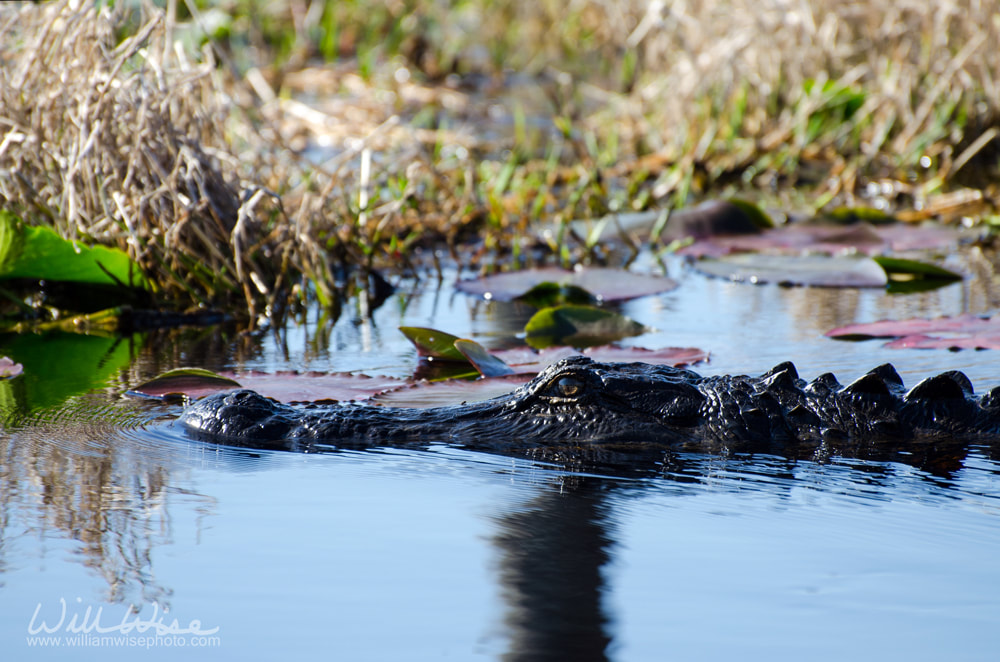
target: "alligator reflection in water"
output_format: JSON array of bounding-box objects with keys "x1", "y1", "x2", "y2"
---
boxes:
[{"x1": 494, "y1": 480, "x2": 615, "y2": 662}]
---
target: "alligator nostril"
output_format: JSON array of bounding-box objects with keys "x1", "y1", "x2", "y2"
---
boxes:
[{"x1": 557, "y1": 376, "x2": 585, "y2": 397}]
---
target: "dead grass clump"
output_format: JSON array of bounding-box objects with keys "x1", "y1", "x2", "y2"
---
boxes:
[{"x1": 0, "y1": 1, "x2": 284, "y2": 315}]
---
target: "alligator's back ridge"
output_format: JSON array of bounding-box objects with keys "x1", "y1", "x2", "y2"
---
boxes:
[{"x1": 178, "y1": 357, "x2": 1000, "y2": 464}]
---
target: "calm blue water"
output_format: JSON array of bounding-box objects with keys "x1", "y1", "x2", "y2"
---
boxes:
[{"x1": 1, "y1": 254, "x2": 999, "y2": 660}]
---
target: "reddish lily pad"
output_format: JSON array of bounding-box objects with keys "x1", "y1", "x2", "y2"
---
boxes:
[
  {"x1": 132, "y1": 368, "x2": 404, "y2": 402},
  {"x1": 827, "y1": 314, "x2": 1000, "y2": 350},
  {"x1": 456, "y1": 267, "x2": 676, "y2": 303},
  {"x1": 371, "y1": 374, "x2": 534, "y2": 408},
  {"x1": 694, "y1": 254, "x2": 888, "y2": 288},
  {"x1": 131, "y1": 368, "x2": 242, "y2": 399},
  {"x1": 230, "y1": 371, "x2": 405, "y2": 403},
  {"x1": 884, "y1": 334, "x2": 1000, "y2": 350},
  {"x1": 679, "y1": 222, "x2": 960, "y2": 258},
  {"x1": 826, "y1": 314, "x2": 1000, "y2": 339}
]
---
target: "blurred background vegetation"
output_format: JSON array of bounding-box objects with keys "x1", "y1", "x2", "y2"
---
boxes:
[{"x1": 1, "y1": 0, "x2": 998, "y2": 321}]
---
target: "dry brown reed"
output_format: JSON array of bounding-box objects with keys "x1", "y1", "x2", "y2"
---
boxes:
[
  {"x1": 1, "y1": 0, "x2": 998, "y2": 321},
  {"x1": 0, "y1": 0, "x2": 286, "y2": 317}
]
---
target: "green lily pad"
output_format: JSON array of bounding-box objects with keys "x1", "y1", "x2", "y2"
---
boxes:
[
  {"x1": 822, "y1": 206, "x2": 896, "y2": 225},
  {"x1": 514, "y1": 282, "x2": 597, "y2": 307},
  {"x1": 0, "y1": 211, "x2": 147, "y2": 288},
  {"x1": 524, "y1": 305, "x2": 650, "y2": 348},
  {"x1": 725, "y1": 198, "x2": 774, "y2": 229},
  {"x1": 872, "y1": 256, "x2": 962, "y2": 281},
  {"x1": 399, "y1": 326, "x2": 467, "y2": 362}
]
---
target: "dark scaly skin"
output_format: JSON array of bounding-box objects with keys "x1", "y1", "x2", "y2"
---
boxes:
[{"x1": 179, "y1": 356, "x2": 1000, "y2": 459}]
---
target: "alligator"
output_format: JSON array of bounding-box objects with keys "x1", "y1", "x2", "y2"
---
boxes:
[{"x1": 179, "y1": 356, "x2": 1000, "y2": 462}]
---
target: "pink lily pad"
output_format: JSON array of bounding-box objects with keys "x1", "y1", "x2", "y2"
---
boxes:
[
  {"x1": 132, "y1": 368, "x2": 404, "y2": 403},
  {"x1": 456, "y1": 267, "x2": 677, "y2": 302},
  {"x1": 370, "y1": 374, "x2": 535, "y2": 408},
  {"x1": 223, "y1": 371, "x2": 404, "y2": 403},
  {"x1": 826, "y1": 314, "x2": 999, "y2": 339},
  {"x1": 883, "y1": 334, "x2": 1000, "y2": 350},
  {"x1": 679, "y1": 222, "x2": 959, "y2": 259}
]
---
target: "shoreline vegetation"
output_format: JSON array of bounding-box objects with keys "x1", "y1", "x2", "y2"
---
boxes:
[{"x1": 0, "y1": 0, "x2": 998, "y2": 323}]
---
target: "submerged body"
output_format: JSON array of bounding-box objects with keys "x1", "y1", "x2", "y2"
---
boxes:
[{"x1": 180, "y1": 356, "x2": 1000, "y2": 459}]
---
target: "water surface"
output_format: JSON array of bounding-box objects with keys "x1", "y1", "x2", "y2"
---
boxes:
[{"x1": 1, "y1": 253, "x2": 999, "y2": 660}]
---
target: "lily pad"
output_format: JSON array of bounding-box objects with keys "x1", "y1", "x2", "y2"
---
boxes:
[
  {"x1": 826, "y1": 314, "x2": 1000, "y2": 340},
  {"x1": 132, "y1": 368, "x2": 405, "y2": 402},
  {"x1": 456, "y1": 267, "x2": 676, "y2": 303},
  {"x1": 872, "y1": 256, "x2": 962, "y2": 281},
  {"x1": 0, "y1": 211, "x2": 147, "y2": 288},
  {"x1": 679, "y1": 222, "x2": 960, "y2": 259},
  {"x1": 371, "y1": 374, "x2": 534, "y2": 408},
  {"x1": 491, "y1": 344, "x2": 709, "y2": 370},
  {"x1": 821, "y1": 206, "x2": 896, "y2": 225},
  {"x1": 569, "y1": 199, "x2": 770, "y2": 243},
  {"x1": 515, "y1": 282, "x2": 597, "y2": 307},
  {"x1": 231, "y1": 371, "x2": 405, "y2": 403},
  {"x1": 524, "y1": 305, "x2": 651, "y2": 348},
  {"x1": 131, "y1": 368, "x2": 241, "y2": 398},
  {"x1": 398, "y1": 326, "x2": 468, "y2": 362},
  {"x1": 453, "y1": 339, "x2": 516, "y2": 377},
  {"x1": 694, "y1": 254, "x2": 889, "y2": 288},
  {"x1": 884, "y1": 334, "x2": 1000, "y2": 350},
  {"x1": 826, "y1": 314, "x2": 1000, "y2": 350}
]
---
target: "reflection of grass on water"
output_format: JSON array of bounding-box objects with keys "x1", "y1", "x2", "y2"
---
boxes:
[{"x1": 0, "y1": 0, "x2": 997, "y2": 321}]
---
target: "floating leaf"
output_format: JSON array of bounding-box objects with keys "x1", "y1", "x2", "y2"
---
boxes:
[
  {"x1": 725, "y1": 198, "x2": 774, "y2": 228},
  {"x1": 398, "y1": 326, "x2": 467, "y2": 362},
  {"x1": 132, "y1": 368, "x2": 406, "y2": 402},
  {"x1": 821, "y1": 206, "x2": 896, "y2": 225},
  {"x1": 228, "y1": 371, "x2": 404, "y2": 402},
  {"x1": 371, "y1": 374, "x2": 534, "y2": 408},
  {"x1": 515, "y1": 282, "x2": 597, "y2": 307},
  {"x1": 678, "y1": 222, "x2": 959, "y2": 258},
  {"x1": 884, "y1": 334, "x2": 1000, "y2": 350},
  {"x1": 695, "y1": 254, "x2": 888, "y2": 287},
  {"x1": 490, "y1": 344, "x2": 709, "y2": 369},
  {"x1": 453, "y1": 339, "x2": 516, "y2": 377},
  {"x1": 872, "y1": 256, "x2": 962, "y2": 281},
  {"x1": 826, "y1": 314, "x2": 1000, "y2": 340},
  {"x1": 0, "y1": 211, "x2": 147, "y2": 288},
  {"x1": 456, "y1": 267, "x2": 676, "y2": 303},
  {"x1": 826, "y1": 314, "x2": 1000, "y2": 350},
  {"x1": 524, "y1": 305, "x2": 650, "y2": 348},
  {"x1": 130, "y1": 368, "x2": 241, "y2": 398},
  {"x1": 0, "y1": 356, "x2": 23, "y2": 379}
]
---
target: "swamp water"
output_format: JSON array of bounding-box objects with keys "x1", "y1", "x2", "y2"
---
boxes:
[{"x1": 1, "y1": 252, "x2": 999, "y2": 661}]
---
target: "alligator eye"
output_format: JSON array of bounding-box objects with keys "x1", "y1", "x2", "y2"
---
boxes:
[{"x1": 554, "y1": 375, "x2": 585, "y2": 398}]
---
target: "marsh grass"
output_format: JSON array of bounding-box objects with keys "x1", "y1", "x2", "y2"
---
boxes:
[{"x1": 1, "y1": 0, "x2": 998, "y2": 321}]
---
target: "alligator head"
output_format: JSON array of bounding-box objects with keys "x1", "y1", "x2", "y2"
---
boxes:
[{"x1": 179, "y1": 356, "x2": 1000, "y2": 455}]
